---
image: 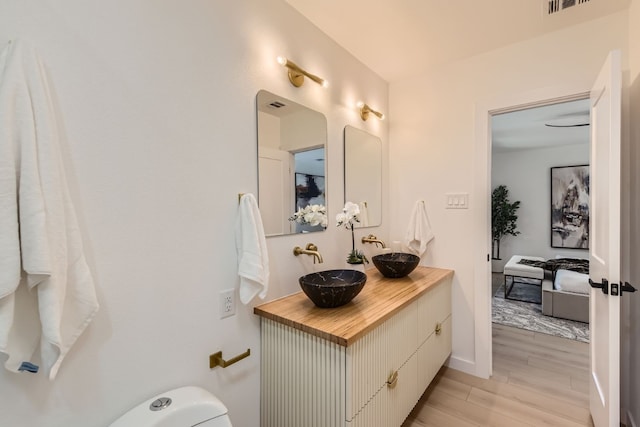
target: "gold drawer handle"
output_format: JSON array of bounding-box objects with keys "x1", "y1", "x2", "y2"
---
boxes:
[
  {"x1": 435, "y1": 322, "x2": 442, "y2": 336},
  {"x1": 386, "y1": 370, "x2": 398, "y2": 389}
]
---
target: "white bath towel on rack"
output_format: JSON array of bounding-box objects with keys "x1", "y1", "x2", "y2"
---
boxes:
[
  {"x1": 0, "y1": 39, "x2": 99, "y2": 380},
  {"x1": 235, "y1": 193, "x2": 270, "y2": 304},
  {"x1": 404, "y1": 200, "x2": 435, "y2": 258}
]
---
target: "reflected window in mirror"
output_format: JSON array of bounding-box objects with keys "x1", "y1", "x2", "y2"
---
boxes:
[
  {"x1": 344, "y1": 126, "x2": 382, "y2": 228},
  {"x1": 256, "y1": 90, "x2": 327, "y2": 236}
]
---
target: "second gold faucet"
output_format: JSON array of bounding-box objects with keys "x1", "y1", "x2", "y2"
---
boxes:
[
  {"x1": 293, "y1": 243, "x2": 324, "y2": 264},
  {"x1": 361, "y1": 234, "x2": 386, "y2": 248}
]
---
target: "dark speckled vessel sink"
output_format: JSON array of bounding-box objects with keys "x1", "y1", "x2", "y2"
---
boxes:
[
  {"x1": 372, "y1": 252, "x2": 420, "y2": 278},
  {"x1": 299, "y1": 269, "x2": 367, "y2": 308}
]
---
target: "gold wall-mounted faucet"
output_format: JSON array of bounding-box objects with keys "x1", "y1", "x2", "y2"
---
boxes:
[
  {"x1": 361, "y1": 234, "x2": 386, "y2": 248},
  {"x1": 293, "y1": 243, "x2": 324, "y2": 264}
]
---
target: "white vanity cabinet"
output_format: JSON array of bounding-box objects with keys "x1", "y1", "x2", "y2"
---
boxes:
[{"x1": 255, "y1": 267, "x2": 453, "y2": 427}]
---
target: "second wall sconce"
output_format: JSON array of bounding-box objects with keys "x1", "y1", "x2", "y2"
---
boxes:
[
  {"x1": 277, "y1": 56, "x2": 328, "y2": 88},
  {"x1": 357, "y1": 101, "x2": 385, "y2": 121}
]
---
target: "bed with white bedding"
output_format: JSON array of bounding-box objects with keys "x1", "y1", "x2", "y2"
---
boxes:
[
  {"x1": 553, "y1": 269, "x2": 590, "y2": 294},
  {"x1": 542, "y1": 268, "x2": 589, "y2": 323}
]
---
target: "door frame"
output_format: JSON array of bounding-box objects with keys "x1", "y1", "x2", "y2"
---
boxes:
[{"x1": 473, "y1": 84, "x2": 591, "y2": 379}]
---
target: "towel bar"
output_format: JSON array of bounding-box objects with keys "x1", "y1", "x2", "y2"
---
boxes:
[{"x1": 209, "y1": 348, "x2": 250, "y2": 369}]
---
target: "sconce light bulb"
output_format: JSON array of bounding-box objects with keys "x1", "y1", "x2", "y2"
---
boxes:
[
  {"x1": 321, "y1": 80, "x2": 329, "y2": 88},
  {"x1": 379, "y1": 113, "x2": 385, "y2": 120},
  {"x1": 356, "y1": 101, "x2": 365, "y2": 108},
  {"x1": 276, "y1": 56, "x2": 287, "y2": 66}
]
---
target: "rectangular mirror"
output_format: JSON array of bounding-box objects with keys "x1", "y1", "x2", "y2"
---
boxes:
[
  {"x1": 344, "y1": 126, "x2": 382, "y2": 227},
  {"x1": 257, "y1": 90, "x2": 327, "y2": 236}
]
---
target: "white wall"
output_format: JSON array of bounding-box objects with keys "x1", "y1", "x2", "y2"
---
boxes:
[
  {"x1": 623, "y1": 0, "x2": 640, "y2": 424},
  {"x1": 492, "y1": 144, "x2": 589, "y2": 269},
  {"x1": 389, "y1": 12, "x2": 629, "y2": 375},
  {"x1": 0, "y1": 1, "x2": 388, "y2": 426}
]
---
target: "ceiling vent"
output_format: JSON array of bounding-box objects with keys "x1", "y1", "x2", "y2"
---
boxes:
[
  {"x1": 268, "y1": 100, "x2": 286, "y2": 109},
  {"x1": 547, "y1": 0, "x2": 590, "y2": 15}
]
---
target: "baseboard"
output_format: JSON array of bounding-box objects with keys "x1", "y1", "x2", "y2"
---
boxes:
[
  {"x1": 628, "y1": 409, "x2": 637, "y2": 427},
  {"x1": 446, "y1": 355, "x2": 478, "y2": 376}
]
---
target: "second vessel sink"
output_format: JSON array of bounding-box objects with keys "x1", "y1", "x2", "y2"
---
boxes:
[
  {"x1": 372, "y1": 252, "x2": 420, "y2": 278},
  {"x1": 299, "y1": 269, "x2": 367, "y2": 308}
]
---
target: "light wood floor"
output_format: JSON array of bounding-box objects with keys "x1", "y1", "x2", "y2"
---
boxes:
[{"x1": 402, "y1": 323, "x2": 592, "y2": 427}]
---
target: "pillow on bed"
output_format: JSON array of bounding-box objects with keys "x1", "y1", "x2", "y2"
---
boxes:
[
  {"x1": 554, "y1": 254, "x2": 588, "y2": 260},
  {"x1": 554, "y1": 269, "x2": 590, "y2": 295}
]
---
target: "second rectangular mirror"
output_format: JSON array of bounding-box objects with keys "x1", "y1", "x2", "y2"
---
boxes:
[{"x1": 344, "y1": 126, "x2": 382, "y2": 227}]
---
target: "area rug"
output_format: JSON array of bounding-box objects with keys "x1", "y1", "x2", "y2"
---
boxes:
[{"x1": 492, "y1": 281, "x2": 589, "y2": 343}]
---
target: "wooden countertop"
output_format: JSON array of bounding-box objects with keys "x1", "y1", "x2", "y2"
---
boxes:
[{"x1": 253, "y1": 266, "x2": 454, "y2": 347}]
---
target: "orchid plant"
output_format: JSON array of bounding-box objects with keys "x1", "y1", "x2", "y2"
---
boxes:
[
  {"x1": 336, "y1": 202, "x2": 368, "y2": 264},
  {"x1": 289, "y1": 204, "x2": 328, "y2": 228}
]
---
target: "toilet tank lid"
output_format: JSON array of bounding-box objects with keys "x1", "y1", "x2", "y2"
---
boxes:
[{"x1": 109, "y1": 386, "x2": 229, "y2": 427}]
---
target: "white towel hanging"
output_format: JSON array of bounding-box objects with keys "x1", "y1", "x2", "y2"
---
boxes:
[
  {"x1": 235, "y1": 193, "x2": 270, "y2": 304},
  {"x1": 404, "y1": 200, "x2": 435, "y2": 258},
  {"x1": 0, "y1": 39, "x2": 99, "y2": 379}
]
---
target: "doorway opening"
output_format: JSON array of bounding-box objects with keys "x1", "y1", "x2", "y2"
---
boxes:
[{"x1": 489, "y1": 97, "x2": 591, "y2": 342}]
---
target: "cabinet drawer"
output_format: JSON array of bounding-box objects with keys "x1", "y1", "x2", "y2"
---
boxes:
[
  {"x1": 417, "y1": 278, "x2": 452, "y2": 344},
  {"x1": 417, "y1": 314, "x2": 452, "y2": 392},
  {"x1": 346, "y1": 351, "x2": 418, "y2": 427},
  {"x1": 346, "y1": 301, "x2": 417, "y2": 421}
]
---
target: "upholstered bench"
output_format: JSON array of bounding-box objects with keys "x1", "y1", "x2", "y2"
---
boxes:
[{"x1": 503, "y1": 255, "x2": 545, "y2": 301}]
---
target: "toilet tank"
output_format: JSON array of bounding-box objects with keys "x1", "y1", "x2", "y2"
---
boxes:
[{"x1": 109, "y1": 386, "x2": 232, "y2": 427}]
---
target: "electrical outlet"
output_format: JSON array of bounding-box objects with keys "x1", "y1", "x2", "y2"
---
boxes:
[{"x1": 219, "y1": 289, "x2": 235, "y2": 319}]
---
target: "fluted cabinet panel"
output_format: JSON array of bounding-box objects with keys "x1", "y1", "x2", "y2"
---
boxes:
[{"x1": 261, "y1": 319, "x2": 346, "y2": 427}]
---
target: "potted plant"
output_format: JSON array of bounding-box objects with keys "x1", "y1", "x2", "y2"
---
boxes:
[
  {"x1": 491, "y1": 185, "x2": 520, "y2": 262},
  {"x1": 336, "y1": 202, "x2": 369, "y2": 265}
]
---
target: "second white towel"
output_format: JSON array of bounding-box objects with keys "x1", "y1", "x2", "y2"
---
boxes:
[
  {"x1": 404, "y1": 200, "x2": 435, "y2": 258},
  {"x1": 235, "y1": 193, "x2": 269, "y2": 304}
]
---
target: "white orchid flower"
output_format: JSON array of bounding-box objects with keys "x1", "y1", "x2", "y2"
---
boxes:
[
  {"x1": 344, "y1": 201, "x2": 360, "y2": 219},
  {"x1": 289, "y1": 204, "x2": 328, "y2": 228}
]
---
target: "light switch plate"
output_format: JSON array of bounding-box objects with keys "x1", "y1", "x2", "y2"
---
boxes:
[{"x1": 445, "y1": 193, "x2": 469, "y2": 209}]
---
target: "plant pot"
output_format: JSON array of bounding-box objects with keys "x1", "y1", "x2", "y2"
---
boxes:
[
  {"x1": 491, "y1": 258, "x2": 506, "y2": 274},
  {"x1": 346, "y1": 262, "x2": 366, "y2": 273}
]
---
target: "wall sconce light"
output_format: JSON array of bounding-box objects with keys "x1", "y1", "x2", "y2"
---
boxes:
[
  {"x1": 357, "y1": 102, "x2": 385, "y2": 121},
  {"x1": 277, "y1": 56, "x2": 328, "y2": 88}
]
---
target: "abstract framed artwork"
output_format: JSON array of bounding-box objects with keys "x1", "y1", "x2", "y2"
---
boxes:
[
  {"x1": 550, "y1": 165, "x2": 590, "y2": 249},
  {"x1": 295, "y1": 173, "x2": 325, "y2": 211},
  {"x1": 293, "y1": 173, "x2": 326, "y2": 233}
]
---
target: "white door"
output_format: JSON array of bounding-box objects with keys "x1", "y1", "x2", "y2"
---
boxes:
[
  {"x1": 258, "y1": 147, "x2": 293, "y2": 236},
  {"x1": 589, "y1": 50, "x2": 622, "y2": 427}
]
